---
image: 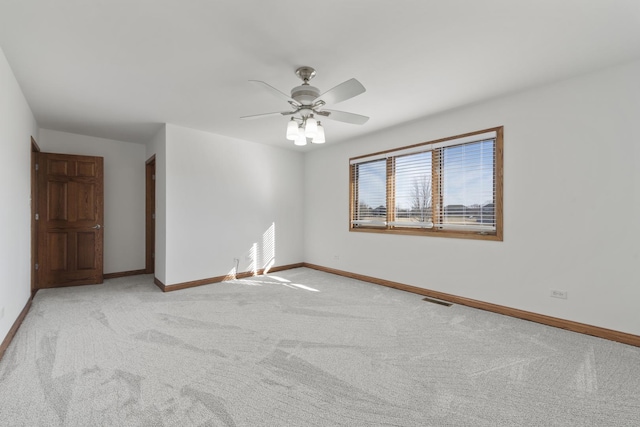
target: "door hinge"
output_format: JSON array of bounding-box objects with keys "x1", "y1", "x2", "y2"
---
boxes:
[
  {"x1": 152, "y1": 174, "x2": 155, "y2": 180},
  {"x1": 35, "y1": 213, "x2": 39, "y2": 220},
  {"x1": 35, "y1": 263, "x2": 39, "y2": 270},
  {"x1": 35, "y1": 163, "x2": 39, "y2": 171},
  {"x1": 152, "y1": 213, "x2": 155, "y2": 220},
  {"x1": 152, "y1": 252, "x2": 155, "y2": 258}
]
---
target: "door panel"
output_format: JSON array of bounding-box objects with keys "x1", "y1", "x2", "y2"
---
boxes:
[
  {"x1": 48, "y1": 181, "x2": 68, "y2": 220},
  {"x1": 77, "y1": 232, "x2": 96, "y2": 269},
  {"x1": 48, "y1": 233, "x2": 68, "y2": 271},
  {"x1": 49, "y1": 159, "x2": 69, "y2": 175},
  {"x1": 77, "y1": 161, "x2": 96, "y2": 177},
  {"x1": 76, "y1": 182, "x2": 96, "y2": 221},
  {"x1": 37, "y1": 152, "x2": 104, "y2": 288}
]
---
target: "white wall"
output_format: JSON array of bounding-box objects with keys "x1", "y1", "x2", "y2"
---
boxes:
[
  {"x1": 163, "y1": 124, "x2": 304, "y2": 285},
  {"x1": 304, "y1": 59, "x2": 640, "y2": 336},
  {"x1": 0, "y1": 47, "x2": 38, "y2": 343},
  {"x1": 37, "y1": 129, "x2": 146, "y2": 274},
  {"x1": 145, "y1": 125, "x2": 166, "y2": 283}
]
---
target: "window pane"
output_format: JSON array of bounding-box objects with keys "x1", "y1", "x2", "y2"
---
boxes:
[
  {"x1": 353, "y1": 159, "x2": 386, "y2": 226},
  {"x1": 393, "y1": 151, "x2": 432, "y2": 226},
  {"x1": 441, "y1": 140, "x2": 495, "y2": 229}
]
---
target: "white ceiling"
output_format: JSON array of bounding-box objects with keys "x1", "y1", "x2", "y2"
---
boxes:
[{"x1": 1, "y1": 1, "x2": 639, "y2": 150}]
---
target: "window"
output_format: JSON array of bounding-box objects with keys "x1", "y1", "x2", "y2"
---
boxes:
[{"x1": 350, "y1": 127, "x2": 503, "y2": 241}]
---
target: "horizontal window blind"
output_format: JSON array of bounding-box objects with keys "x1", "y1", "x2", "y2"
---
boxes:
[
  {"x1": 392, "y1": 150, "x2": 433, "y2": 228},
  {"x1": 351, "y1": 159, "x2": 387, "y2": 227},
  {"x1": 350, "y1": 128, "x2": 501, "y2": 237},
  {"x1": 350, "y1": 130, "x2": 496, "y2": 165},
  {"x1": 436, "y1": 138, "x2": 496, "y2": 231}
]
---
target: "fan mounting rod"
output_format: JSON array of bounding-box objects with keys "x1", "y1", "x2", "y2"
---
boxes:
[{"x1": 295, "y1": 66, "x2": 316, "y2": 84}]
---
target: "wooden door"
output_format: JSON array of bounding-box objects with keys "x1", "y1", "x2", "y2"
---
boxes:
[{"x1": 36, "y1": 152, "x2": 104, "y2": 288}]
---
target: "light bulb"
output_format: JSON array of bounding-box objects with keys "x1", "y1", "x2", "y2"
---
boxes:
[{"x1": 311, "y1": 122, "x2": 325, "y2": 143}]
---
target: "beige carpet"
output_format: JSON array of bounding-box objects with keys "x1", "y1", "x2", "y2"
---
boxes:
[{"x1": 0, "y1": 267, "x2": 639, "y2": 426}]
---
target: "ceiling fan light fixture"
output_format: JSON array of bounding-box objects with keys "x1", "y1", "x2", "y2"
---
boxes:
[
  {"x1": 304, "y1": 114, "x2": 317, "y2": 137},
  {"x1": 311, "y1": 122, "x2": 325, "y2": 144},
  {"x1": 286, "y1": 118, "x2": 298, "y2": 140},
  {"x1": 242, "y1": 66, "x2": 368, "y2": 147}
]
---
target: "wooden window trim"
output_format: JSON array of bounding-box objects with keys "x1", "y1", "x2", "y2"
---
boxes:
[{"x1": 349, "y1": 127, "x2": 503, "y2": 241}]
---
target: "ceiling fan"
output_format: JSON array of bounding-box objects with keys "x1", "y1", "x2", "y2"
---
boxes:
[{"x1": 241, "y1": 66, "x2": 369, "y2": 146}]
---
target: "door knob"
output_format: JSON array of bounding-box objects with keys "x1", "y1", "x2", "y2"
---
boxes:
[{"x1": 92, "y1": 224, "x2": 102, "y2": 230}]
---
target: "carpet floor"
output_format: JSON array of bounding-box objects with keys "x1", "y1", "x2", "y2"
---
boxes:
[{"x1": 0, "y1": 267, "x2": 639, "y2": 426}]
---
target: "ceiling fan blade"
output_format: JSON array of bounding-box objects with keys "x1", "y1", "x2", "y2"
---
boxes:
[
  {"x1": 315, "y1": 78, "x2": 366, "y2": 105},
  {"x1": 240, "y1": 111, "x2": 294, "y2": 120},
  {"x1": 319, "y1": 109, "x2": 369, "y2": 125},
  {"x1": 249, "y1": 80, "x2": 300, "y2": 106}
]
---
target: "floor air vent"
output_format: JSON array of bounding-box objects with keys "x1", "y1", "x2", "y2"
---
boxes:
[{"x1": 422, "y1": 297, "x2": 452, "y2": 307}]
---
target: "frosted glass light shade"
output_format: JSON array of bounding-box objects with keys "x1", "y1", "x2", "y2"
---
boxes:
[
  {"x1": 304, "y1": 115, "x2": 317, "y2": 137},
  {"x1": 311, "y1": 122, "x2": 325, "y2": 143},
  {"x1": 294, "y1": 127, "x2": 307, "y2": 146},
  {"x1": 286, "y1": 119, "x2": 298, "y2": 140}
]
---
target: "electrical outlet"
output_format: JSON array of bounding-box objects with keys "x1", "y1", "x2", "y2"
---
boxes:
[
  {"x1": 333, "y1": 255, "x2": 340, "y2": 261},
  {"x1": 550, "y1": 289, "x2": 568, "y2": 299}
]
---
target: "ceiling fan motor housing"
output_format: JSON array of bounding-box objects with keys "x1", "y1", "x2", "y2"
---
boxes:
[{"x1": 291, "y1": 85, "x2": 320, "y2": 106}]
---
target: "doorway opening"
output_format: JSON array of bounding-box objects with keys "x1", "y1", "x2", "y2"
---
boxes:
[{"x1": 145, "y1": 156, "x2": 156, "y2": 274}]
